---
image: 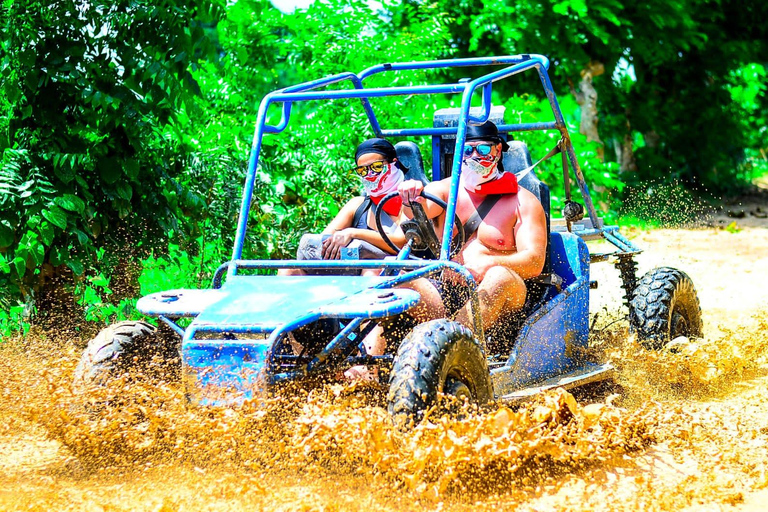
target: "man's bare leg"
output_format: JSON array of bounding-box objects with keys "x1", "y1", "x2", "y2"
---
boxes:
[
  {"x1": 454, "y1": 266, "x2": 527, "y2": 332},
  {"x1": 400, "y1": 277, "x2": 447, "y2": 323},
  {"x1": 345, "y1": 277, "x2": 447, "y2": 382}
]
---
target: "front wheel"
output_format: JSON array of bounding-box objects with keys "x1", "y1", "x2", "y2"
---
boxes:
[
  {"x1": 387, "y1": 319, "x2": 493, "y2": 428},
  {"x1": 629, "y1": 267, "x2": 703, "y2": 350},
  {"x1": 73, "y1": 320, "x2": 179, "y2": 390}
]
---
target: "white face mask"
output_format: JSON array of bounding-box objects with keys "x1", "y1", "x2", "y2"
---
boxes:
[
  {"x1": 363, "y1": 163, "x2": 403, "y2": 198},
  {"x1": 461, "y1": 156, "x2": 500, "y2": 192}
]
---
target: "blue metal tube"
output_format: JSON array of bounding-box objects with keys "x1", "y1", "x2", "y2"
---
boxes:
[
  {"x1": 535, "y1": 65, "x2": 600, "y2": 227},
  {"x1": 269, "y1": 83, "x2": 467, "y2": 102},
  {"x1": 230, "y1": 93, "x2": 274, "y2": 274},
  {"x1": 281, "y1": 72, "x2": 360, "y2": 93},
  {"x1": 267, "y1": 73, "x2": 383, "y2": 137},
  {"x1": 467, "y1": 82, "x2": 494, "y2": 124},
  {"x1": 440, "y1": 86, "x2": 474, "y2": 260},
  {"x1": 229, "y1": 259, "x2": 430, "y2": 270},
  {"x1": 358, "y1": 54, "x2": 550, "y2": 81},
  {"x1": 158, "y1": 316, "x2": 185, "y2": 337},
  {"x1": 382, "y1": 122, "x2": 558, "y2": 138}
]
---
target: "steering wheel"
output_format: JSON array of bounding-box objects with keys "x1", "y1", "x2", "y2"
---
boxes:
[{"x1": 374, "y1": 191, "x2": 466, "y2": 259}]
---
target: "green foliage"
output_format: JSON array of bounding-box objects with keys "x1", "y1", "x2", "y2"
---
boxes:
[
  {"x1": 0, "y1": 0, "x2": 223, "y2": 303},
  {"x1": 189, "y1": 0, "x2": 454, "y2": 259}
]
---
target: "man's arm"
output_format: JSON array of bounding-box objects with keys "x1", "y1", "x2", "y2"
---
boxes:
[{"x1": 463, "y1": 189, "x2": 547, "y2": 281}]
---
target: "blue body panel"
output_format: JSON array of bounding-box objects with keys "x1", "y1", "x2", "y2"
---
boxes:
[
  {"x1": 179, "y1": 275, "x2": 422, "y2": 406},
  {"x1": 183, "y1": 341, "x2": 271, "y2": 406},
  {"x1": 492, "y1": 232, "x2": 591, "y2": 394},
  {"x1": 189, "y1": 275, "x2": 390, "y2": 332}
]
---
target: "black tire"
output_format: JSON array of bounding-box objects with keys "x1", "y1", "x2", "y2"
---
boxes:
[
  {"x1": 73, "y1": 320, "x2": 179, "y2": 389},
  {"x1": 387, "y1": 319, "x2": 493, "y2": 428},
  {"x1": 629, "y1": 267, "x2": 703, "y2": 350}
]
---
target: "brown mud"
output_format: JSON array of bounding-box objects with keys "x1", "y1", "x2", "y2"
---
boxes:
[{"x1": 2, "y1": 207, "x2": 768, "y2": 511}]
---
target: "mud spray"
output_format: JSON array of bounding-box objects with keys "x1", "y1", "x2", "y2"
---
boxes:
[{"x1": 2, "y1": 227, "x2": 768, "y2": 511}]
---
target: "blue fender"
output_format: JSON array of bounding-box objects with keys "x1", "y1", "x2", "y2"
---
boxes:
[{"x1": 491, "y1": 231, "x2": 591, "y2": 395}]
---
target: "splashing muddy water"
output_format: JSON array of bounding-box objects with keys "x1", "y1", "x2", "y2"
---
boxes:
[{"x1": 2, "y1": 225, "x2": 768, "y2": 511}]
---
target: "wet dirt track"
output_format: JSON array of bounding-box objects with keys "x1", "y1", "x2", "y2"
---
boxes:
[{"x1": 2, "y1": 216, "x2": 768, "y2": 511}]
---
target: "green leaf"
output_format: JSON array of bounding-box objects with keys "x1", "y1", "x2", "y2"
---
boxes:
[
  {"x1": 67, "y1": 258, "x2": 85, "y2": 276},
  {"x1": 42, "y1": 205, "x2": 68, "y2": 229},
  {"x1": 99, "y1": 158, "x2": 122, "y2": 184},
  {"x1": 115, "y1": 182, "x2": 133, "y2": 201},
  {"x1": 50, "y1": 245, "x2": 70, "y2": 267},
  {"x1": 38, "y1": 221, "x2": 55, "y2": 246},
  {"x1": 0, "y1": 223, "x2": 13, "y2": 248},
  {"x1": 12, "y1": 256, "x2": 25, "y2": 278},
  {"x1": 72, "y1": 229, "x2": 90, "y2": 245},
  {"x1": 53, "y1": 161, "x2": 76, "y2": 184},
  {"x1": 30, "y1": 239, "x2": 44, "y2": 265},
  {"x1": 124, "y1": 159, "x2": 140, "y2": 180},
  {"x1": 54, "y1": 194, "x2": 85, "y2": 214}
]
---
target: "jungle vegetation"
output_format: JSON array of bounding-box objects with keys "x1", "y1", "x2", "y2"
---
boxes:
[{"x1": 0, "y1": 0, "x2": 766, "y2": 335}]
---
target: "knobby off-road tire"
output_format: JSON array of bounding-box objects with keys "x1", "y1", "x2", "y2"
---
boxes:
[
  {"x1": 73, "y1": 321, "x2": 179, "y2": 390},
  {"x1": 629, "y1": 267, "x2": 703, "y2": 350},
  {"x1": 387, "y1": 319, "x2": 493, "y2": 428}
]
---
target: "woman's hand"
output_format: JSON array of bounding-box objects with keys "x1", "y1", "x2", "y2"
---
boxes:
[
  {"x1": 322, "y1": 228, "x2": 356, "y2": 259},
  {"x1": 398, "y1": 179, "x2": 424, "y2": 206}
]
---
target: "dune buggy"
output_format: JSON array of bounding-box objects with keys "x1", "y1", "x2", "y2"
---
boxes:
[{"x1": 75, "y1": 54, "x2": 703, "y2": 424}]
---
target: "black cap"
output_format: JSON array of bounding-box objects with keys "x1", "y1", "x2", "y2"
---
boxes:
[
  {"x1": 465, "y1": 121, "x2": 509, "y2": 151},
  {"x1": 355, "y1": 138, "x2": 397, "y2": 163}
]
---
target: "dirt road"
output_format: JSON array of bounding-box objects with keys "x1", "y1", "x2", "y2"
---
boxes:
[{"x1": 1, "y1": 212, "x2": 767, "y2": 511}]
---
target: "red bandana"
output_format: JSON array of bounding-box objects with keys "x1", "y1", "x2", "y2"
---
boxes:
[
  {"x1": 469, "y1": 172, "x2": 519, "y2": 196},
  {"x1": 370, "y1": 194, "x2": 403, "y2": 216}
]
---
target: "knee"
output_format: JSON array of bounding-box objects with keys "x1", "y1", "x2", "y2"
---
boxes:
[
  {"x1": 482, "y1": 266, "x2": 524, "y2": 291},
  {"x1": 480, "y1": 266, "x2": 527, "y2": 306}
]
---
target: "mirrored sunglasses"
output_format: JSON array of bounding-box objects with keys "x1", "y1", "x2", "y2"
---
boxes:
[
  {"x1": 462, "y1": 143, "x2": 494, "y2": 158},
  {"x1": 352, "y1": 160, "x2": 388, "y2": 177}
]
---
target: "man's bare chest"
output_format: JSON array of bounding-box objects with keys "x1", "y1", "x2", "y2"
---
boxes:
[{"x1": 455, "y1": 195, "x2": 519, "y2": 251}]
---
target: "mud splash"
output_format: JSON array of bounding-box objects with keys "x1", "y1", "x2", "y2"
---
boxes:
[{"x1": 2, "y1": 308, "x2": 768, "y2": 510}]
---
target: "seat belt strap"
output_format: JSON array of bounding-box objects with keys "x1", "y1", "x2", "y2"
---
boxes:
[{"x1": 463, "y1": 194, "x2": 504, "y2": 238}]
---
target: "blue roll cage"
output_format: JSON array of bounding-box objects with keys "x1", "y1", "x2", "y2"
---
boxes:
[{"x1": 228, "y1": 54, "x2": 622, "y2": 278}]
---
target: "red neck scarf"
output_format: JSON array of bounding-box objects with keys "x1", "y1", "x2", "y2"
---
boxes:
[
  {"x1": 370, "y1": 194, "x2": 402, "y2": 216},
  {"x1": 466, "y1": 172, "x2": 519, "y2": 196}
]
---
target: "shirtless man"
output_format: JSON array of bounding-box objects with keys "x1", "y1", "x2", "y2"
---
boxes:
[{"x1": 397, "y1": 121, "x2": 548, "y2": 331}]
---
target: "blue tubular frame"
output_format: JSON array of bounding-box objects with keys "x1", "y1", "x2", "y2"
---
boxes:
[
  {"x1": 227, "y1": 53, "x2": 637, "y2": 329},
  {"x1": 231, "y1": 54, "x2": 562, "y2": 272}
]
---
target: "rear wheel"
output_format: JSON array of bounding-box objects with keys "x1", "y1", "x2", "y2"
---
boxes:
[
  {"x1": 387, "y1": 319, "x2": 493, "y2": 428},
  {"x1": 73, "y1": 321, "x2": 179, "y2": 389},
  {"x1": 629, "y1": 267, "x2": 702, "y2": 350}
]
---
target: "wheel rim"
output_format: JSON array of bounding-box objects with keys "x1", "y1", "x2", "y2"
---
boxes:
[
  {"x1": 671, "y1": 310, "x2": 689, "y2": 338},
  {"x1": 443, "y1": 376, "x2": 472, "y2": 402}
]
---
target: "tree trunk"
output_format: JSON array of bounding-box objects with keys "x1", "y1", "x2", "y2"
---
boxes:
[
  {"x1": 571, "y1": 60, "x2": 605, "y2": 160},
  {"x1": 615, "y1": 119, "x2": 638, "y2": 174}
]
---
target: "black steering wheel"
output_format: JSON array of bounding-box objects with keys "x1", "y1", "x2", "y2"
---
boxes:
[{"x1": 374, "y1": 191, "x2": 466, "y2": 259}]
